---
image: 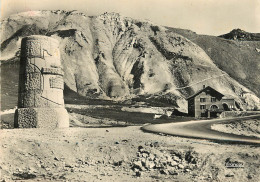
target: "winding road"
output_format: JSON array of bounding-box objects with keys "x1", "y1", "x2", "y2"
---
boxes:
[{"x1": 142, "y1": 115, "x2": 260, "y2": 145}]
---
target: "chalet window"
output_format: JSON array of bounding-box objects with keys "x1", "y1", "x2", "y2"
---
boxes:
[
  {"x1": 200, "y1": 98, "x2": 206, "y2": 102},
  {"x1": 211, "y1": 97, "x2": 216, "y2": 102},
  {"x1": 211, "y1": 105, "x2": 218, "y2": 109},
  {"x1": 200, "y1": 105, "x2": 206, "y2": 110}
]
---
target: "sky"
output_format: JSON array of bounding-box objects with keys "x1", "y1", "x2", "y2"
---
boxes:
[{"x1": 1, "y1": 0, "x2": 259, "y2": 35}]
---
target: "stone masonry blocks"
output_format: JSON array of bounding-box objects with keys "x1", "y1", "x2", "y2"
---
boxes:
[
  {"x1": 15, "y1": 108, "x2": 69, "y2": 128},
  {"x1": 15, "y1": 35, "x2": 69, "y2": 128}
]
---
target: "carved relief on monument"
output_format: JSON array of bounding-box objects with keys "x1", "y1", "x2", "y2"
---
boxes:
[
  {"x1": 26, "y1": 41, "x2": 42, "y2": 58},
  {"x1": 49, "y1": 76, "x2": 64, "y2": 89},
  {"x1": 41, "y1": 67, "x2": 64, "y2": 76},
  {"x1": 15, "y1": 35, "x2": 69, "y2": 128}
]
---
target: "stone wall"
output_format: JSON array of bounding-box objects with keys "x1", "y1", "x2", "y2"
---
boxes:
[{"x1": 219, "y1": 111, "x2": 260, "y2": 118}]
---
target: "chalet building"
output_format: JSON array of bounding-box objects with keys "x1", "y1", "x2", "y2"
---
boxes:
[{"x1": 187, "y1": 85, "x2": 235, "y2": 118}]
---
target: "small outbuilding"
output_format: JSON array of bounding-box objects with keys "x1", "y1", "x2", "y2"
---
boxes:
[{"x1": 187, "y1": 85, "x2": 235, "y2": 118}]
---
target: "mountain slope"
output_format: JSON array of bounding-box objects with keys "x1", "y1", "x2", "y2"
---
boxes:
[
  {"x1": 167, "y1": 27, "x2": 260, "y2": 98},
  {"x1": 1, "y1": 11, "x2": 260, "y2": 111}
]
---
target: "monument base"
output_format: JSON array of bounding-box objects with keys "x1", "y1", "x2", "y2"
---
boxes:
[{"x1": 14, "y1": 108, "x2": 69, "y2": 128}]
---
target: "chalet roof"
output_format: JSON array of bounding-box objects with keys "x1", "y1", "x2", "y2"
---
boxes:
[{"x1": 186, "y1": 86, "x2": 224, "y2": 100}]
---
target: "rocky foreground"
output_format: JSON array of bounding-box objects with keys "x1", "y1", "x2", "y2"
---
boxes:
[{"x1": 0, "y1": 126, "x2": 259, "y2": 181}]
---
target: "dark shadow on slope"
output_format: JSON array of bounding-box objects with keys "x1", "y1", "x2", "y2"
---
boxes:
[
  {"x1": 64, "y1": 84, "x2": 119, "y2": 106},
  {"x1": 130, "y1": 60, "x2": 144, "y2": 89},
  {"x1": 47, "y1": 29, "x2": 77, "y2": 38}
]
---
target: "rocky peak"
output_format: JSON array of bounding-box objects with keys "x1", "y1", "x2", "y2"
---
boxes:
[{"x1": 219, "y1": 29, "x2": 260, "y2": 41}]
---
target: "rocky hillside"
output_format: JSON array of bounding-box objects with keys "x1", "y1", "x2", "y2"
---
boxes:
[
  {"x1": 1, "y1": 10, "x2": 260, "y2": 111},
  {"x1": 167, "y1": 28, "x2": 260, "y2": 98},
  {"x1": 219, "y1": 29, "x2": 260, "y2": 41}
]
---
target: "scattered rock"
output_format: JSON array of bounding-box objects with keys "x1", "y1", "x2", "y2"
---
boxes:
[
  {"x1": 225, "y1": 172, "x2": 234, "y2": 177},
  {"x1": 138, "y1": 146, "x2": 144, "y2": 152},
  {"x1": 168, "y1": 170, "x2": 178, "y2": 175},
  {"x1": 133, "y1": 161, "x2": 143, "y2": 170},
  {"x1": 169, "y1": 160, "x2": 178, "y2": 167},
  {"x1": 185, "y1": 151, "x2": 197, "y2": 164},
  {"x1": 149, "y1": 154, "x2": 155, "y2": 161},
  {"x1": 28, "y1": 167, "x2": 36, "y2": 173},
  {"x1": 177, "y1": 164, "x2": 184, "y2": 169},
  {"x1": 54, "y1": 157, "x2": 59, "y2": 161},
  {"x1": 184, "y1": 168, "x2": 190, "y2": 173},
  {"x1": 155, "y1": 162, "x2": 163, "y2": 168},
  {"x1": 113, "y1": 161, "x2": 123, "y2": 166},
  {"x1": 135, "y1": 171, "x2": 141, "y2": 177},
  {"x1": 247, "y1": 174, "x2": 253, "y2": 179},
  {"x1": 160, "y1": 169, "x2": 168, "y2": 175},
  {"x1": 173, "y1": 155, "x2": 181, "y2": 162},
  {"x1": 142, "y1": 153, "x2": 149, "y2": 158},
  {"x1": 13, "y1": 172, "x2": 36, "y2": 180},
  {"x1": 145, "y1": 160, "x2": 155, "y2": 169},
  {"x1": 136, "y1": 152, "x2": 141, "y2": 157},
  {"x1": 65, "y1": 163, "x2": 73, "y2": 168}
]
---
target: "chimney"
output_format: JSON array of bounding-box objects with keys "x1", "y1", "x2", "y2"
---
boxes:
[{"x1": 203, "y1": 85, "x2": 206, "y2": 89}]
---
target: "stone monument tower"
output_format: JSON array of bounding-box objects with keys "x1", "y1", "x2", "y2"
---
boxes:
[{"x1": 14, "y1": 35, "x2": 69, "y2": 128}]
